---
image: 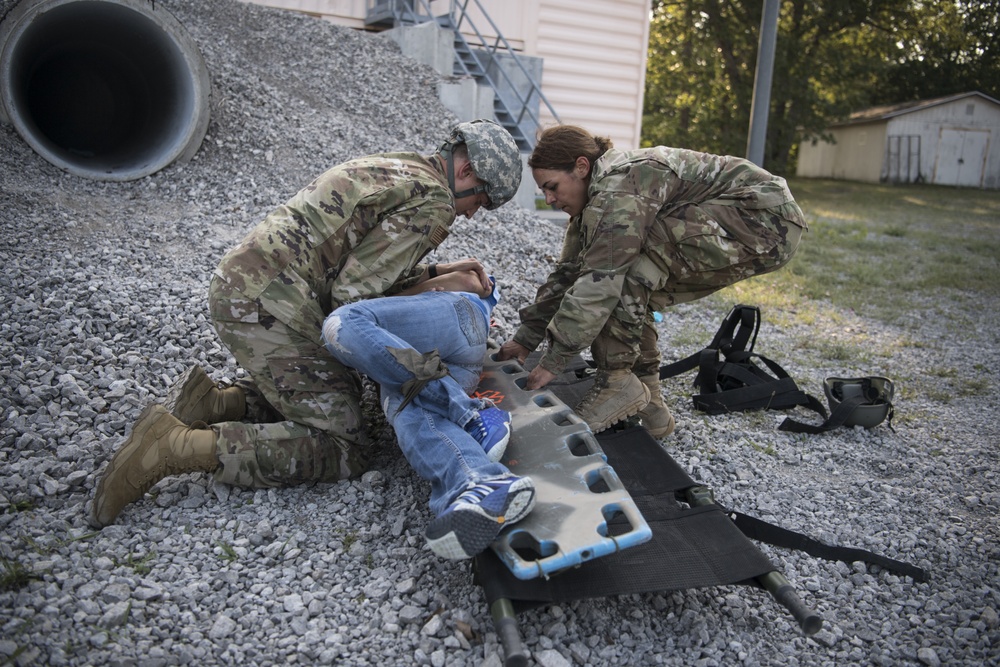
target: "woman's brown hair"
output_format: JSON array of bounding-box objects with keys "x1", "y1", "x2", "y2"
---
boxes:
[{"x1": 527, "y1": 125, "x2": 613, "y2": 175}]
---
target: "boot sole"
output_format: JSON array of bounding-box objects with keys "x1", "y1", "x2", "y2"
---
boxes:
[
  {"x1": 584, "y1": 386, "x2": 651, "y2": 434},
  {"x1": 639, "y1": 404, "x2": 676, "y2": 438},
  {"x1": 643, "y1": 414, "x2": 676, "y2": 438},
  {"x1": 163, "y1": 365, "x2": 209, "y2": 423},
  {"x1": 89, "y1": 403, "x2": 164, "y2": 528}
]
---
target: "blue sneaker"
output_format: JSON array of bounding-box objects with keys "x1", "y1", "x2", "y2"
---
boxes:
[
  {"x1": 466, "y1": 406, "x2": 511, "y2": 463},
  {"x1": 425, "y1": 476, "x2": 536, "y2": 560}
]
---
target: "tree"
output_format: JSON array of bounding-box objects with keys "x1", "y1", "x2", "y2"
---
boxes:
[
  {"x1": 642, "y1": 1, "x2": 995, "y2": 173},
  {"x1": 875, "y1": 0, "x2": 1000, "y2": 103}
]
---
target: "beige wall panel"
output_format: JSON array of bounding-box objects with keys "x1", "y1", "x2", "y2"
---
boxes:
[
  {"x1": 796, "y1": 138, "x2": 836, "y2": 178},
  {"x1": 832, "y1": 124, "x2": 886, "y2": 183},
  {"x1": 546, "y1": 70, "x2": 643, "y2": 95},
  {"x1": 535, "y1": 0, "x2": 650, "y2": 148},
  {"x1": 796, "y1": 124, "x2": 886, "y2": 183},
  {"x1": 451, "y1": 0, "x2": 529, "y2": 51}
]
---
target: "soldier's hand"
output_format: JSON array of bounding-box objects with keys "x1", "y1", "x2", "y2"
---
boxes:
[
  {"x1": 526, "y1": 366, "x2": 556, "y2": 391},
  {"x1": 497, "y1": 340, "x2": 530, "y2": 364}
]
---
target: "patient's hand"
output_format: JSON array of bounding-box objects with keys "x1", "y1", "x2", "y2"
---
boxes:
[{"x1": 397, "y1": 270, "x2": 491, "y2": 297}]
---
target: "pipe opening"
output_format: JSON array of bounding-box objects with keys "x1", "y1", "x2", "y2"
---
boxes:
[{"x1": 0, "y1": 0, "x2": 210, "y2": 180}]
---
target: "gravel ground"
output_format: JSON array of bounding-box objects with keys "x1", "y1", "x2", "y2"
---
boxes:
[{"x1": 2, "y1": 0, "x2": 999, "y2": 665}]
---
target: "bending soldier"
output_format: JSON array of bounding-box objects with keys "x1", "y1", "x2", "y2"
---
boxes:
[
  {"x1": 90, "y1": 120, "x2": 522, "y2": 532},
  {"x1": 498, "y1": 125, "x2": 807, "y2": 436}
]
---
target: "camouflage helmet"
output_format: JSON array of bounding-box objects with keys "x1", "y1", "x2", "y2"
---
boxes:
[{"x1": 439, "y1": 119, "x2": 521, "y2": 209}]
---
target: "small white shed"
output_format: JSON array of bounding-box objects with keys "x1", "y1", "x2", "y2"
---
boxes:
[{"x1": 797, "y1": 91, "x2": 1000, "y2": 189}]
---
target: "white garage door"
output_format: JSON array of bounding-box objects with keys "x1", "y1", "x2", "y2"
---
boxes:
[{"x1": 934, "y1": 127, "x2": 990, "y2": 187}]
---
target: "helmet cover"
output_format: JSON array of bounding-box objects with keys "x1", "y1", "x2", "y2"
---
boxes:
[{"x1": 441, "y1": 119, "x2": 521, "y2": 209}]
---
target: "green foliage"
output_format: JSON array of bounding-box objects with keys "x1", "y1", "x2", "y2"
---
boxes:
[
  {"x1": 875, "y1": 0, "x2": 1000, "y2": 103},
  {"x1": 4, "y1": 500, "x2": 35, "y2": 513},
  {"x1": 215, "y1": 541, "x2": 239, "y2": 563},
  {"x1": 1, "y1": 557, "x2": 35, "y2": 591},
  {"x1": 122, "y1": 551, "x2": 157, "y2": 575},
  {"x1": 643, "y1": 1, "x2": 998, "y2": 172}
]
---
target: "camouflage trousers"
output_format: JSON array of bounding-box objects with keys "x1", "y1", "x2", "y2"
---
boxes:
[
  {"x1": 592, "y1": 200, "x2": 806, "y2": 375},
  {"x1": 206, "y1": 275, "x2": 370, "y2": 489}
]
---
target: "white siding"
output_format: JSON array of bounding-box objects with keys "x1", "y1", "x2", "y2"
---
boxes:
[
  {"x1": 534, "y1": 0, "x2": 650, "y2": 149},
  {"x1": 798, "y1": 95, "x2": 1000, "y2": 189},
  {"x1": 885, "y1": 98, "x2": 1000, "y2": 188}
]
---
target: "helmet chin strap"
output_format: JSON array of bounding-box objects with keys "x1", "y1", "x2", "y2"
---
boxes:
[{"x1": 441, "y1": 143, "x2": 488, "y2": 202}]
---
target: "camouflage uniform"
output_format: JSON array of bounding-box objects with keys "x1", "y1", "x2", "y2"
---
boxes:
[
  {"x1": 515, "y1": 146, "x2": 807, "y2": 378},
  {"x1": 207, "y1": 152, "x2": 457, "y2": 488}
]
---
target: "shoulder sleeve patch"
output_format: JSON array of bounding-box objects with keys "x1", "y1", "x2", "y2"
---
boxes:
[{"x1": 430, "y1": 226, "x2": 450, "y2": 247}]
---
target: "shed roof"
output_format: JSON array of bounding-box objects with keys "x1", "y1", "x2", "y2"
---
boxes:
[{"x1": 831, "y1": 90, "x2": 1000, "y2": 127}]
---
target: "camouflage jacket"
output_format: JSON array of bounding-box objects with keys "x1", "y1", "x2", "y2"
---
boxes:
[
  {"x1": 515, "y1": 146, "x2": 805, "y2": 373},
  {"x1": 214, "y1": 152, "x2": 455, "y2": 335}
]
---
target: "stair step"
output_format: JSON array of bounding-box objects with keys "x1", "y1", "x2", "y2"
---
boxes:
[{"x1": 369, "y1": 4, "x2": 549, "y2": 150}]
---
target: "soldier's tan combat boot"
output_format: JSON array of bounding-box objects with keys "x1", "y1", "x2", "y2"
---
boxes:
[
  {"x1": 89, "y1": 404, "x2": 219, "y2": 528},
  {"x1": 164, "y1": 365, "x2": 245, "y2": 424},
  {"x1": 574, "y1": 369, "x2": 650, "y2": 434},
  {"x1": 636, "y1": 374, "x2": 676, "y2": 438}
]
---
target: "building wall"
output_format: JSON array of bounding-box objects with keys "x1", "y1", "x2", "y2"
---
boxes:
[
  {"x1": 797, "y1": 95, "x2": 1000, "y2": 189},
  {"x1": 796, "y1": 123, "x2": 887, "y2": 183},
  {"x1": 529, "y1": 0, "x2": 650, "y2": 149},
  {"x1": 885, "y1": 98, "x2": 1000, "y2": 189},
  {"x1": 239, "y1": 0, "x2": 650, "y2": 150}
]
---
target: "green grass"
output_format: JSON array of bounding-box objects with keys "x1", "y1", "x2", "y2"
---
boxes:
[
  {"x1": 1, "y1": 557, "x2": 34, "y2": 591},
  {"x1": 716, "y1": 178, "x2": 1000, "y2": 326}
]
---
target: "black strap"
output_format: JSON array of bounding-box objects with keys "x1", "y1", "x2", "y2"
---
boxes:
[
  {"x1": 658, "y1": 304, "x2": 825, "y2": 416},
  {"x1": 660, "y1": 304, "x2": 836, "y2": 421},
  {"x1": 659, "y1": 304, "x2": 762, "y2": 382},
  {"x1": 658, "y1": 350, "x2": 701, "y2": 380},
  {"x1": 710, "y1": 304, "x2": 761, "y2": 355},
  {"x1": 778, "y1": 395, "x2": 867, "y2": 433},
  {"x1": 671, "y1": 345, "x2": 826, "y2": 418},
  {"x1": 779, "y1": 398, "x2": 895, "y2": 434},
  {"x1": 695, "y1": 376, "x2": 827, "y2": 416},
  {"x1": 727, "y1": 509, "x2": 929, "y2": 582}
]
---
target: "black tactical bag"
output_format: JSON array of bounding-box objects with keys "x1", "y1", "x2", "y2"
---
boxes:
[{"x1": 659, "y1": 304, "x2": 894, "y2": 432}]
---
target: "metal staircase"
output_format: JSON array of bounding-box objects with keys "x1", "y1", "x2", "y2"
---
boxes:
[{"x1": 365, "y1": 0, "x2": 560, "y2": 150}]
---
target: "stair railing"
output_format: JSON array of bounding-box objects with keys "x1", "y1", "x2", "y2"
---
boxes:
[{"x1": 366, "y1": 0, "x2": 561, "y2": 148}]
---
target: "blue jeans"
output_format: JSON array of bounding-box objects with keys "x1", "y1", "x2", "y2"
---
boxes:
[{"x1": 322, "y1": 291, "x2": 510, "y2": 515}]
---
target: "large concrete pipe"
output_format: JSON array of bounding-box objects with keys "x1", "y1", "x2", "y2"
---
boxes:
[{"x1": 0, "y1": 0, "x2": 210, "y2": 180}]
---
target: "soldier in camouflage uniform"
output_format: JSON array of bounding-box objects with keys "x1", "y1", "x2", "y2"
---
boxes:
[
  {"x1": 90, "y1": 119, "x2": 523, "y2": 530},
  {"x1": 497, "y1": 125, "x2": 807, "y2": 436}
]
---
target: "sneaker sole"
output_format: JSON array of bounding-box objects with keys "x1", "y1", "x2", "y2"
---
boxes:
[
  {"x1": 425, "y1": 479, "x2": 536, "y2": 560},
  {"x1": 483, "y1": 428, "x2": 510, "y2": 463}
]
